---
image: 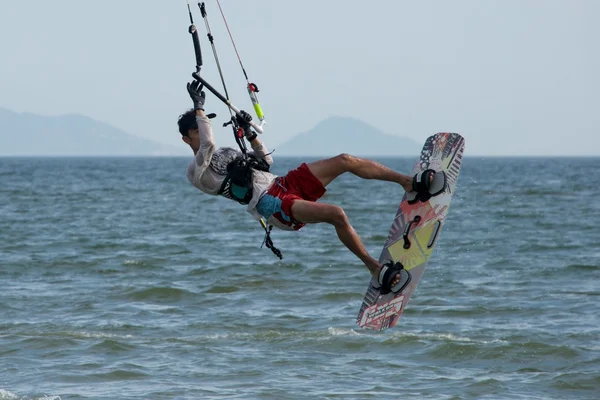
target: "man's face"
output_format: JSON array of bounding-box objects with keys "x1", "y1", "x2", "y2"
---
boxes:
[{"x1": 183, "y1": 128, "x2": 200, "y2": 152}]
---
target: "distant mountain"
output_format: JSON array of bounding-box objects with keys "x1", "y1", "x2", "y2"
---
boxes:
[
  {"x1": 274, "y1": 116, "x2": 421, "y2": 157},
  {"x1": 0, "y1": 108, "x2": 186, "y2": 156},
  {"x1": 0, "y1": 109, "x2": 422, "y2": 157}
]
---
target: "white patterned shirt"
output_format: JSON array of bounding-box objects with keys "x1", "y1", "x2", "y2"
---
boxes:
[{"x1": 186, "y1": 115, "x2": 290, "y2": 230}]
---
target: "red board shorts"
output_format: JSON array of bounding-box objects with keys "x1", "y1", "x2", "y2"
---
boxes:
[{"x1": 256, "y1": 163, "x2": 327, "y2": 230}]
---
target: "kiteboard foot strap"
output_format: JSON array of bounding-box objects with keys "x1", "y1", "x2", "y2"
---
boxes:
[
  {"x1": 406, "y1": 169, "x2": 447, "y2": 204},
  {"x1": 377, "y1": 261, "x2": 411, "y2": 295}
]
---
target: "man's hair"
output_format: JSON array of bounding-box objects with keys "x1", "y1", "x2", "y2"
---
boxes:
[{"x1": 177, "y1": 109, "x2": 197, "y2": 137}]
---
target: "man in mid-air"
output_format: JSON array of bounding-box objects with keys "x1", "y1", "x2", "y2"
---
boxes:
[{"x1": 178, "y1": 79, "x2": 446, "y2": 295}]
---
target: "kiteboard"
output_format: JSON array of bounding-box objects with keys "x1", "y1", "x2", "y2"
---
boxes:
[{"x1": 356, "y1": 132, "x2": 465, "y2": 331}]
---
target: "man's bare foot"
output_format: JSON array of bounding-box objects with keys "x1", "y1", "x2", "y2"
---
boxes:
[
  {"x1": 368, "y1": 262, "x2": 401, "y2": 288},
  {"x1": 375, "y1": 268, "x2": 401, "y2": 287},
  {"x1": 365, "y1": 258, "x2": 401, "y2": 290},
  {"x1": 402, "y1": 170, "x2": 435, "y2": 192},
  {"x1": 388, "y1": 273, "x2": 401, "y2": 287}
]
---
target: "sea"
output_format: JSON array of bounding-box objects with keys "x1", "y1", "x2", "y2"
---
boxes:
[{"x1": 0, "y1": 156, "x2": 598, "y2": 400}]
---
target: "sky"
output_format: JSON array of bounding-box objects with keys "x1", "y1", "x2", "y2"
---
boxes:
[{"x1": 0, "y1": 0, "x2": 598, "y2": 156}]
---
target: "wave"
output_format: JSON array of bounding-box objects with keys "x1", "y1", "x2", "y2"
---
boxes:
[
  {"x1": 89, "y1": 339, "x2": 136, "y2": 353},
  {"x1": 68, "y1": 369, "x2": 150, "y2": 382},
  {"x1": 550, "y1": 372, "x2": 600, "y2": 391},
  {"x1": 27, "y1": 330, "x2": 133, "y2": 340},
  {"x1": 425, "y1": 340, "x2": 580, "y2": 361},
  {"x1": 0, "y1": 389, "x2": 61, "y2": 400},
  {"x1": 120, "y1": 286, "x2": 196, "y2": 302},
  {"x1": 566, "y1": 263, "x2": 599, "y2": 271}
]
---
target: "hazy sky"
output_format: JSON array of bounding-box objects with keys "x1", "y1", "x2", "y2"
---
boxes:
[{"x1": 1, "y1": 0, "x2": 598, "y2": 155}]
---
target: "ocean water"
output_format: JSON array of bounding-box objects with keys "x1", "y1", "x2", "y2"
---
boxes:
[{"x1": 0, "y1": 156, "x2": 598, "y2": 400}]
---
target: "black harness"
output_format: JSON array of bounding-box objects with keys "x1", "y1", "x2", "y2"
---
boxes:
[
  {"x1": 217, "y1": 153, "x2": 270, "y2": 205},
  {"x1": 213, "y1": 114, "x2": 282, "y2": 259}
]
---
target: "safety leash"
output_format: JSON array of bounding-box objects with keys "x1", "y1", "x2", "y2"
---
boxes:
[{"x1": 260, "y1": 219, "x2": 282, "y2": 259}]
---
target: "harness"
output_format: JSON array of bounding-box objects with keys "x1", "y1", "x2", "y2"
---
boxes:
[{"x1": 217, "y1": 153, "x2": 270, "y2": 205}]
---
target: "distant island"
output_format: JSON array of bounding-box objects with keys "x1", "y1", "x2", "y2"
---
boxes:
[
  {"x1": 274, "y1": 116, "x2": 420, "y2": 157},
  {"x1": 0, "y1": 108, "x2": 420, "y2": 157},
  {"x1": 0, "y1": 108, "x2": 186, "y2": 156}
]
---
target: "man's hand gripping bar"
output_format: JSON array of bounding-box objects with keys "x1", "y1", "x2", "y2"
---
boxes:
[{"x1": 192, "y1": 72, "x2": 264, "y2": 134}]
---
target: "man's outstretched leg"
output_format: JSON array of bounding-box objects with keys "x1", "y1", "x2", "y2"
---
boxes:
[
  {"x1": 306, "y1": 153, "x2": 414, "y2": 190},
  {"x1": 291, "y1": 199, "x2": 400, "y2": 286}
]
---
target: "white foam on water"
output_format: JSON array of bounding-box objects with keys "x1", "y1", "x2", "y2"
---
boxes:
[
  {"x1": 0, "y1": 389, "x2": 19, "y2": 400},
  {"x1": 63, "y1": 331, "x2": 133, "y2": 340},
  {"x1": 393, "y1": 331, "x2": 508, "y2": 345},
  {"x1": 0, "y1": 390, "x2": 62, "y2": 400},
  {"x1": 244, "y1": 308, "x2": 268, "y2": 317},
  {"x1": 327, "y1": 327, "x2": 361, "y2": 337}
]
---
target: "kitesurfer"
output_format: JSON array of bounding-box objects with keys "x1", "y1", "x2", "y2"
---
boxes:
[{"x1": 178, "y1": 80, "x2": 447, "y2": 294}]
